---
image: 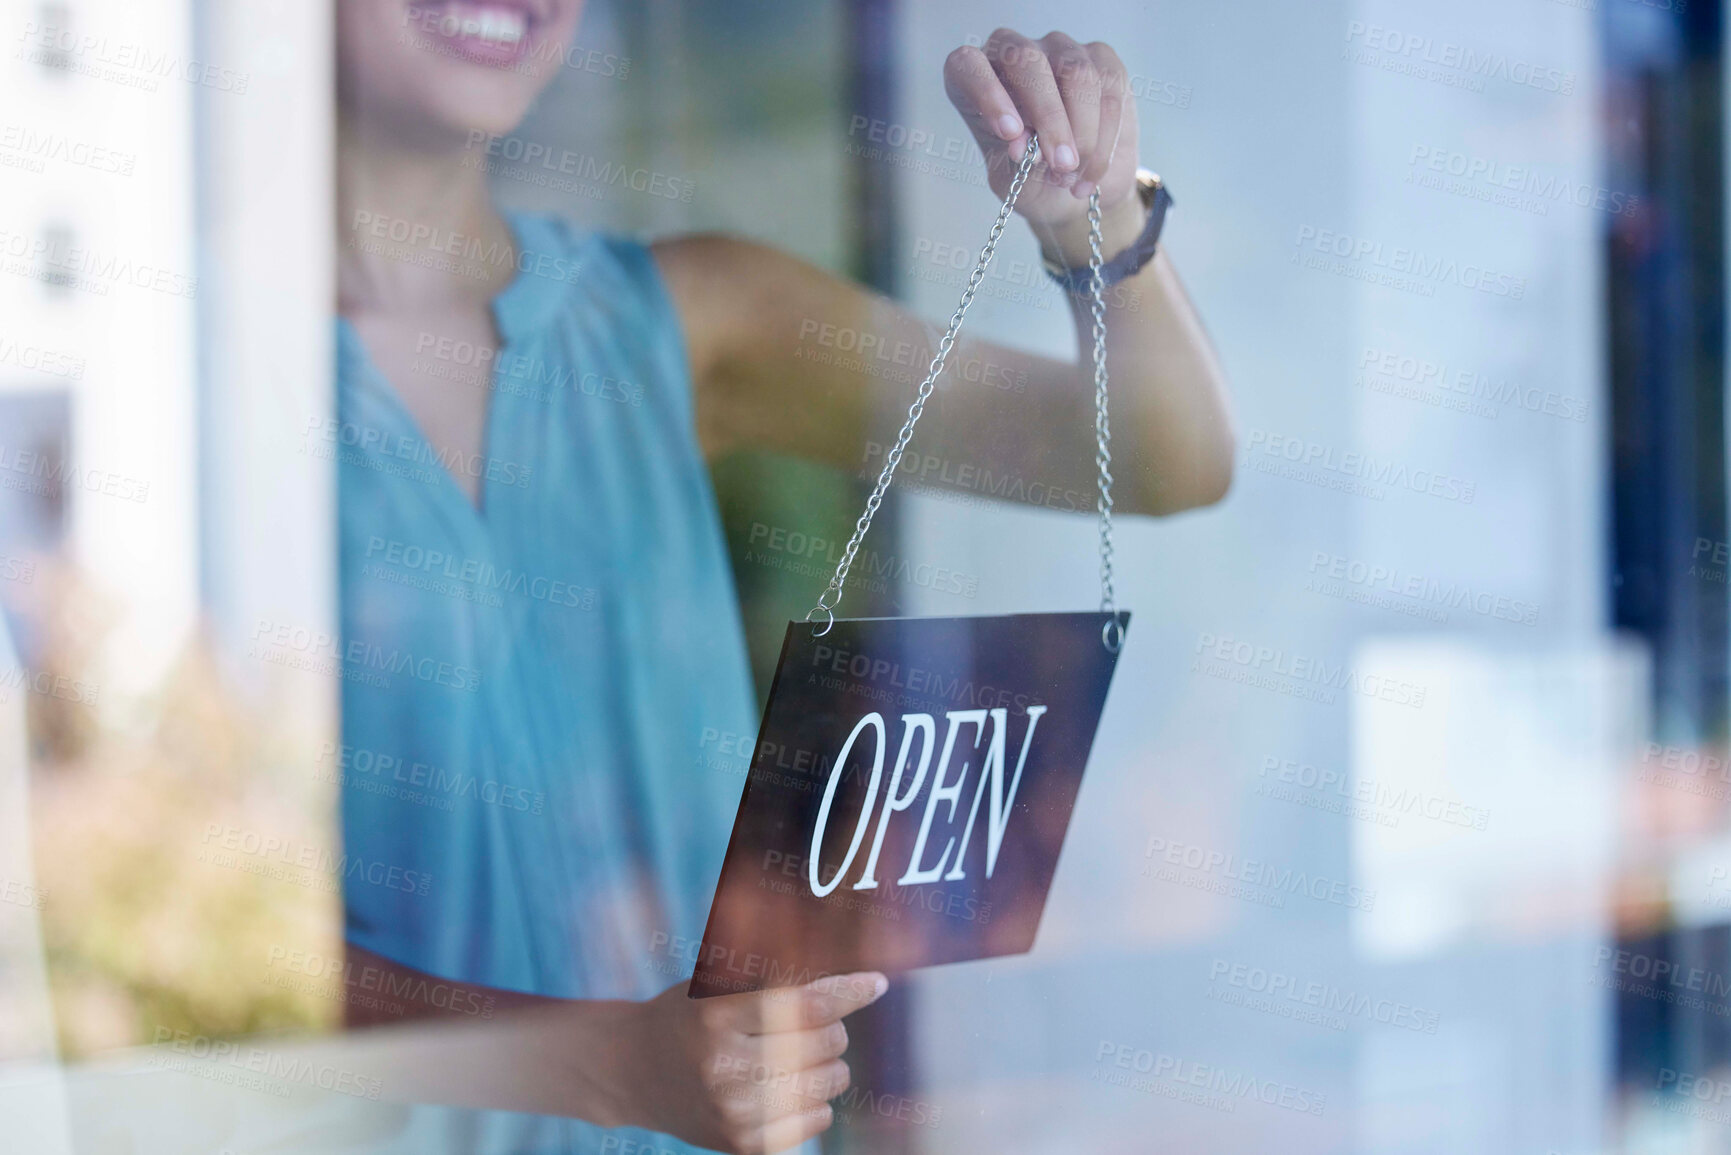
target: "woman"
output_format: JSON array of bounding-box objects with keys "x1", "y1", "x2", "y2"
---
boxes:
[{"x1": 334, "y1": 2, "x2": 1233, "y2": 1152}]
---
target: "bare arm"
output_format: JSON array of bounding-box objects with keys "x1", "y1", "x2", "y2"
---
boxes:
[
  {"x1": 656, "y1": 29, "x2": 1233, "y2": 517},
  {"x1": 658, "y1": 234, "x2": 1231, "y2": 516},
  {"x1": 341, "y1": 943, "x2": 885, "y2": 1155}
]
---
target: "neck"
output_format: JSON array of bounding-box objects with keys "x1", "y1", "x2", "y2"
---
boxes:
[{"x1": 336, "y1": 115, "x2": 516, "y2": 315}]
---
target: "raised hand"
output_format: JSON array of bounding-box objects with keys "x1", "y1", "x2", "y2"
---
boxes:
[{"x1": 944, "y1": 29, "x2": 1142, "y2": 230}]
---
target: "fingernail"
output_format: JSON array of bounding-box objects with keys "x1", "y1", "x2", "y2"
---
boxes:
[
  {"x1": 1054, "y1": 144, "x2": 1078, "y2": 171},
  {"x1": 870, "y1": 974, "x2": 888, "y2": 998},
  {"x1": 996, "y1": 113, "x2": 1022, "y2": 138},
  {"x1": 1072, "y1": 179, "x2": 1096, "y2": 200}
]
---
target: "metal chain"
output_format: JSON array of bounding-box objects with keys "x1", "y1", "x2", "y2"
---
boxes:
[
  {"x1": 1087, "y1": 186, "x2": 1123, "y2": 654},
  {"x1": 805, "y1": 131, "x2": 1119, "y2": 653}
]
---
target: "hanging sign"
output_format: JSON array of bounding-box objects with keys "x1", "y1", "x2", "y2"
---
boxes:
[
  {"x1": 693, "y1": 134, "x2": 1133, "y2": 996},
  {"x1": 690, "y1": 610, "x2": 1126, "y2": 997}
]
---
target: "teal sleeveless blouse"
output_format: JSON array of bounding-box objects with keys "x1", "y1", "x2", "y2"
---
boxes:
[{"x1": 337, "y1": 212, "x2": 762, "y2": 1154}]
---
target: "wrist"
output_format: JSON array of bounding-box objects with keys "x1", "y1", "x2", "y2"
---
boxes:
[
  {"x1": 1036, "y1": 192, "x2": 1147, "y2": 272},
  {"x1": 599, "y1": 998, "x2": 659, "y2": 1130},
  {"x1": 528, "y1": 997, "x2": 643, "y2": 1129}
]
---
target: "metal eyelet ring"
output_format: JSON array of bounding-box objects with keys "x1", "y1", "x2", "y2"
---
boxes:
[
  {"x1": 805, "y1": 605, "x2": 835, "y2": 638},
  {"x1": 1101, "y1": 616, "x2": 1124, "y2": 654}
]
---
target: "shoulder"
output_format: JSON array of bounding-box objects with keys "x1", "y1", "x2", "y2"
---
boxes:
[
  {"x1": 649, "y1": 232, "x2": 784, "y2": 326},
  {"x1": 501, "y1": 212, "x2": 688, "y2": 336},
  {"x1": 650, "y1": 231, "x2": 773, "y2": 272},
  {"x1": 508, "y1": 212, "x2": 647, "y2": 300},
  {"x1": 648, "y1": 232, "x2": 846, "y2": 386},
  {"x1": 649, "y1": 232, "x2": 792, "y2": 309}
]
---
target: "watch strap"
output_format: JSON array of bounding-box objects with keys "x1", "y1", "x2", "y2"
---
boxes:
[{"x1": 1045, "y1": 173, "x2": 1172, "y2": 295}]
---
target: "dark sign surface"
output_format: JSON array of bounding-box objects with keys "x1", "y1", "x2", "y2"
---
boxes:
[{"x1": 691, "y1": 612, "x2": 1128, "y2": 998}]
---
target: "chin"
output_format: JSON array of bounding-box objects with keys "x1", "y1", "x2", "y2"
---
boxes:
[{"x1": 338, "y1": 0, "x2": 585, "y2": 146}]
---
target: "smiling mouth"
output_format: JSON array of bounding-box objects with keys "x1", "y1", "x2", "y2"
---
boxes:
[{"x1": 406, "y1": 2, "x2": 540, "y2": 67}]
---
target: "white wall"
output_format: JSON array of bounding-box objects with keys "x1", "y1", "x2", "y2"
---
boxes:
[{"x1": 195, "y1": 0, "x2": 335, "y2": 723}]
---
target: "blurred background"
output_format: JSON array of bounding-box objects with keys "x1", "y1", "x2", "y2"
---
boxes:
[{"x1": 0, "y1": 0, "x2": 1722, "y2": 1151}]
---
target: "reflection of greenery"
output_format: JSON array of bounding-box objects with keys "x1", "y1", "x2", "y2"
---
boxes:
[
  {"x1": 626, "y1": 1, "x2": 842, "y2": 134},
  {"x1": 25, "y1": 566, "x2": 338, "y2": 1058},
  {"x1": 713, "y1": 450, "x2": 900, "y2": 705}
]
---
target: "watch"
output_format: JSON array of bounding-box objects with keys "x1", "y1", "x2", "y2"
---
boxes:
[{"x1": 1042, "y1": 169, "x2": 1172, "y2": 295}]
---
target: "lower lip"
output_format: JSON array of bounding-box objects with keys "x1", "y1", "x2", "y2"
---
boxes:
[{"x1": 407, "y1": 4, "x2": 536, "y2": 68}]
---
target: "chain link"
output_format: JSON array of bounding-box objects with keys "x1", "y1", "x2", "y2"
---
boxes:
[
  {"x1": 805, "y1": 132, "x2": 1119, "y2": 652},
  {"x1": 1087, "y1": 186, "x2": 1123, "y2": 653}
]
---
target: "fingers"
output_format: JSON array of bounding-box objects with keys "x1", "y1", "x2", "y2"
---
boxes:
[
  {"x1": 754, "y1": 1019, "x2": 850, "y2": 1072},
  {"x1": 691, "y1": 976, "x2": 880, "y2": 1154},
  {"x1": 717, "y1": 1055, "x2": 852, "y2": 1107},
  {"x1": 711, "y1": 1057, "x2": 849, "y2": 1154},
  {"x1": 799, "y1": 1057, "x2": 853, "y2": 1101},
  {"x1": 712, "y1": 1051, "x2": 851, "y2": 1107},
  {"x1": 983, "y1": 27, "x2": 1073, "y2": 178},
  {"x1": 710, "y1": 1102, "x2": 835, "y2": 1155},
  {"x1": 714, "y1": 971, "x2": 887, "y2": 1035},
  {"x1": 754, "y1": 1103, "x2": 835, "y2": 1155},
  {"x1": 1038, "y1": 31, "x2": 1101, "y2": 193},
  {"x1": 950, "y1": 31, "x2": 1133, "y2": 201},
  {"x1": 1079, "y1": 41, "x2": 1129, "y2": 192},
  {"x1": 983, "y1": 28, "x2": 1076, "y2": 179},
  {"x1": 943, "y1": 44, "x2": 1025, "y2": 156}
]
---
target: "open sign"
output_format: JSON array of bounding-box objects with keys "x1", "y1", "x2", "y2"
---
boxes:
[{"x1": 691, "y1": 611, "x2": 1126, "y2": 997}]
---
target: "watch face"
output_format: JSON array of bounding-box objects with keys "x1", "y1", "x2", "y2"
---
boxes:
[{"x1": 691, "y1": 611, "x2": 1128, "y2": 997}]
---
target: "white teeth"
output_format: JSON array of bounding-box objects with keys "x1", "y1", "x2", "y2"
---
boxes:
[
  {"x1": 431, "y1": 5, "x2": 528, "y2": 45},
  {"x1": 471, "y1": 10, "x2": 525, "y2": 44}
]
